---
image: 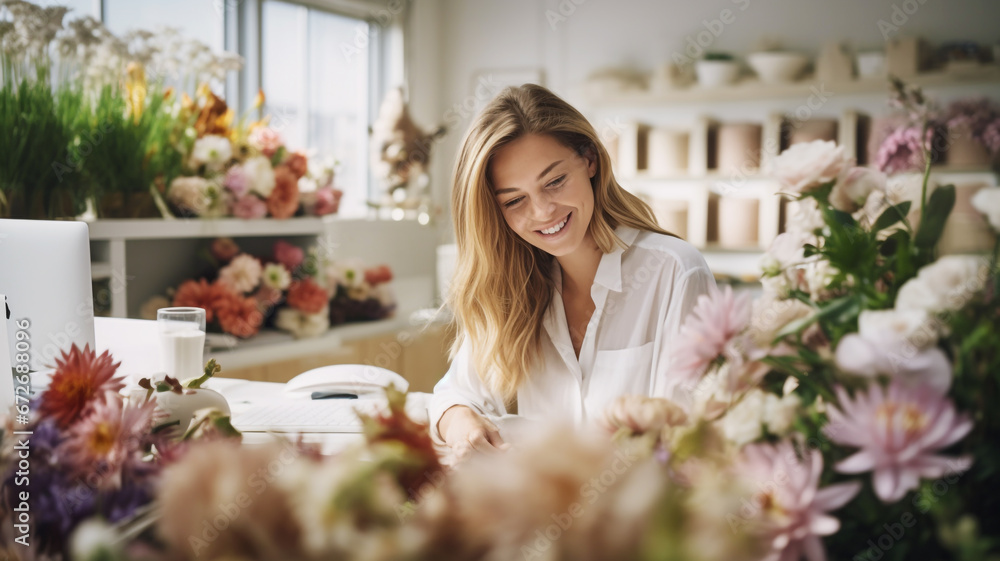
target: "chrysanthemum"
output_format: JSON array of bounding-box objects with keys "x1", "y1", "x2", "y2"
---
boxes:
[
  {"x1": 262, "y1": 262, "x2": 292, "y2": 291},
  {"x1": 172, "y1": 279, "x2": 217, "y2": 323},
  {"x1": 38, "y1": 345, "x2": 124, "y2": 429},
  {"x1": 735, "y1": 441, "x2": 861, "y2": 561},
  {"x1": 824, "y1": 383, "x2": 973, "y2": 503},
  {"x1": 215, "y1": 290, "x2": 264, "y2": 338},
  {"x1": 217, "y1": 253, "x2": 263, "y2": 294},
  {"x1": 287, "y1": 278, "x2": 329, "y2": 314},
  {"x1": 59, "y1": 396, "x2": 157, "y2": 490},
  {"x1": 672, "y1": 285, "x2": 752, "y2": 384}
]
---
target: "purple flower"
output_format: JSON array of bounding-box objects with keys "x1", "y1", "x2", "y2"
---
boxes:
[
  {"x1": 876, "y1": 126, "x2": 934, "y2": 175},
  {"x1": 824, "y1": 383, "x2": 973, "y2": 503}
]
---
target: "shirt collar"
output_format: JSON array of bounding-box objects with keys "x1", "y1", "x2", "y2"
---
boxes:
[{"x1": 593, "y1": 225, "x2": 640, "y2": 293}]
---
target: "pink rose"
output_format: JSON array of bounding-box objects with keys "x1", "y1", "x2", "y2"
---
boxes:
[
  {"x1": 232, "y1": 194, "x2": 268, "y2": 219},
  {"x1": 249, "y1": 126, "x2": 284, "y2": 158},
  {"x1": 223, "y1": 164, "x2": 249, "y2": 197},
  {"x1": 770, "y1": 140, "x2": 853, "y2": 194},
  {"x1": 273, "y1": 240, "x2": 304, "y2": 271}
]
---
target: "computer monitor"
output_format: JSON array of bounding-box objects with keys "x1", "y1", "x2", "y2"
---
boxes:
[{"x1": 0, "y1": 219, "x2": 96, "y2": 374}]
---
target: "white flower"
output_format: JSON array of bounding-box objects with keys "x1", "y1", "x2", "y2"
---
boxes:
[
  {"x1": 805, "y1": 260, "x2": 839, "y2": 301},
  {"x1": 261, "y1": 263, "x2": 292, "y2": 291},
  {"x1": 785, "y1": 197, "x2": 825, "y2": 234},
  {"x1": 369, "y1": 283, "x2": 396, "y2": 308},
  {"x1": 218, "y1": 254, "x2": 263, "y2": 294},
  {"x1": 243, "y1": 155, "x2": 277, "y2": 198},
  {"x1": 769, "y1": 140, "x2": 853, "y2": 194},
  {"x1": 167, "y1": 176, "x2": 211, "y2": 216},
  {"x1": 971, "y1": 187, "x2": 1000, "y2": 232},
  {"x1": 762, "y1": 392, "x2": 801, "y2": 436},
  {"x1": 70, "y1": 518, "x2": 120, "y2": 561},
  {"x1": 190, "y1": 135, "x2": 233, "y2": 172},
  {"x1": 719, "y1": 389, "x2": 767, "y2": 446},
  {"x1": 896, "y1": 255, "x2": 988, "y2": 314},
  {"x1": 761, "y1": 230, "x2": 812, "y2": 277},
  {"x1": 323, "y1": 259, "x2": 366, "y2": 293},
  {"x1": 275, "y1": 307, "x2": 330, "y2": 339},
  {"x1": 831, "y1": 167, "x2": 886, "y2": 213},
  {"x1": 835, "y1": 309, "x2": 951, "y2": 394},
  {"x1": 748, "y1": 296, "x2": 813, "y2": 348}
]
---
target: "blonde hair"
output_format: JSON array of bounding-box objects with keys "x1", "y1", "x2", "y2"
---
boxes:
[{"x1": 448, "y1": 84, "x2": 670, "y2": 402}]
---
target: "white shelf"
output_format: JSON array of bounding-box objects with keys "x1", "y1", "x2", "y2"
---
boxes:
[
  {"x1": 85, "y1": 216, "x2": 343, "y2": 240},
  {"x1": 586, "y1": 68, "x2": 1000, "y2": 107}
]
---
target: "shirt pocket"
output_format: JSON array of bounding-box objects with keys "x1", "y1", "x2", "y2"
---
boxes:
[{"x1": 588, "y1": 341, "x2": 656, "y2": 408}]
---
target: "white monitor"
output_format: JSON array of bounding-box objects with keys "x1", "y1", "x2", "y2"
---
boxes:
[{"x1": 0, "y1": 219, "x2": 96, "y2": 373}]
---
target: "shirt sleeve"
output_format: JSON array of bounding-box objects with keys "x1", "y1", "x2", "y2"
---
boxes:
[
  {"x1": 650, "y1": 265, "x2": 716, "y2": 400},
  {"x1": 427, "y1": 336, "x2": 508, "y2": 445}
]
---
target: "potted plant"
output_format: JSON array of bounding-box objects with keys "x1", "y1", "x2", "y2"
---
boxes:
[{"x1": 695, "y1": 52, "x2": 741, "y2": 88}]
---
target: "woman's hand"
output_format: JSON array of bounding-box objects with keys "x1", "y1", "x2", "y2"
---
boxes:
[{"x1": 438, "y1": 405, "x2": 509, "y2": 460}]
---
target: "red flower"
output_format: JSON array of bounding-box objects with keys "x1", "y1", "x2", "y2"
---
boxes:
[
  {"x1": 267, "y1": 165, "x2": 300, "y2": 219},
  {"x1": 214, "y1": 289, "x2": 264, "y2": 338},
  {"x1": 38, "y1": 345, "x2": 124, "y2": 429},
  {"x1": 364, "y1": 264, "x2": 393, "y2": 286},
  {"x1": 210, "y1": 237, "x2": 240, "y2": 263},
  {"x1": 286, "y1": 278, "x2": 329, "y2": 314},
  {"x1": 284, "y1": 152, "x2": 308, "y2": 179},
  {"x1": 173, "y1": 279, "x2": 219, "y2": 323},
  {"x1": 273, "y1": 240, "x2": 304, "y2": 271}
]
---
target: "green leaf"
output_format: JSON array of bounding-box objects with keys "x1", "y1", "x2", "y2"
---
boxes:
[
  {"x1": 914, "y1": 185, "x2": 956, "y2": 249},
  {"x1": 872, "y1": 201, "x2": 912, "y2": 232}
]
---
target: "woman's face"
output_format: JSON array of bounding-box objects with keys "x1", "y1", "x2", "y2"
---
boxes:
[{"x1": 490, "y1": 134, "x2": 597, "y2": 258}]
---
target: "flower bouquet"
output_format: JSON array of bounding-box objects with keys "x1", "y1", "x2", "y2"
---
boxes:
[{"x1": 148, "y1": 238, "x2": 396, "y2": 340}]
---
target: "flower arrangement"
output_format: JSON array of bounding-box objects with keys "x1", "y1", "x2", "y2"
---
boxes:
[
  {"x1": 151, "y1": 238, "x2": 396, "y2": 340},
  {"x1": 0, "y1": 345, "x2": 239, "y2": 559}
]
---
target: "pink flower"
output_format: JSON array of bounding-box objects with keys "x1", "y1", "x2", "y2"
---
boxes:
[
  {"x1": 314, "y1": 186, "x2": 343, "y2": 216},
  {"x1": 232, "y1": 194, "x2": 268, "y2": 219},
  {"x1": 824, "y1": 383, "x2": 973, "y2": 503},
  {"x1": 248, "y1": 126, "x2": 284, "y2": 158},
  {"x1": 223, "y1": 164, "x2": 249, "y2": 197},
  {"x1": 218, "y1": 254, "x2": 263, "y2": 294},
  {"x1": 672, "y1": 285, "x2": 752, "y2": 384},
  {"x1": 273, "y1": 240, "x2": 304, "y2": 271},
  {"x1": 876, "y1": 126, "x2": 933, "y2": 175},
  {"x1": 735, "y1": 441, "x2": 861, "y2": 561},
  {"x1": 770, "y1": 140, "x2": 853, "y2": 194},
  {"x1": 267, "y1": 165, "x2": 300, "y2": 219},
  {"x1": 59, "y1": 396, "x2": 158, "y2": 490}
]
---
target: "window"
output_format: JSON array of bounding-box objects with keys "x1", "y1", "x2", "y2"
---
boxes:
[
  {"x1": 262, "y1": 0, "x2": 373, "y2": 215},
  {"x1": 104, "y1": 0, "x2": 224, "y2": 52}
]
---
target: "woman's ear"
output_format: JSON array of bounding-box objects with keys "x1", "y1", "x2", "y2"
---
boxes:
[{"x1": 583, "y1": 144, "x2": 597, "y2": 178}]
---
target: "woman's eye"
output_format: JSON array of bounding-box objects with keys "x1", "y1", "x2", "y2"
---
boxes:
[
  {"x1": 547, "y1": 175, "x2": 566, "y2": 188},
  {"x1": 504, "y1": 197, "x2": 523, "y2": 208}
]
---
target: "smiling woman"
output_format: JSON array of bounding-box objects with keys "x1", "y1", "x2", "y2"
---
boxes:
[{"x1": 431, "y1": 84, "x2": 717, "y2": 458}]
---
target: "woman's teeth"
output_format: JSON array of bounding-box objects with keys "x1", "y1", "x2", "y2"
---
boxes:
[{"x1": 541, "y1": 216, "x2": 568, "y2": 235}]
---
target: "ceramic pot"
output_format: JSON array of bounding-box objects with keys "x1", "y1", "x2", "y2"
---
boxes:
[
  {"x1": 788, "y1": 119, "x2": 838, "y2": 146},
  {"x1": 945, "y1": 123, "x2": 993, "y2": 167},
  {"x1": 747, "y1": 52, "x2": 809, "y2": 84},
  {"x1": 718, "y1": 197, "x2": 759, "y2": 247},
  {"x1": 717, "y1": 123, "x2": 762, "y2": 174},
  {"x1": 650, "y1": 198, "x2": 688, "y2": 238},
  {"x1": 154, "y1": 387, "x2": 231, "y2": 435},
  {"x1": 695, "y1": 60, "x2": 740, "y2": 88},
  {"x1": 647, "y1": 129, "x2": 689, "y2": 176}
]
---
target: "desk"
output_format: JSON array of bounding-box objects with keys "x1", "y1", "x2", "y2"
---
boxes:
[{"x1": 94, "y1": 317, "x2": 434, "y2": 455}]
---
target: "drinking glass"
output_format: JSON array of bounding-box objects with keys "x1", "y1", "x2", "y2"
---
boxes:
[{"x1": 157, "y1": 307, "x2": 206, "y2": 380}]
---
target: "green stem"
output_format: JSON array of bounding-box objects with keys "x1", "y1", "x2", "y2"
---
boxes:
[{"x1": 919, "y1": 121, "x2": 932, "y2": 230}]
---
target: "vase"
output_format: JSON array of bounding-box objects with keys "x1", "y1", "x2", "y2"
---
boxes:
[
  {"x1": 717, "y1": 197, "x2": 759, "y2": 248},
  {"x1": 153, "y1": 387, "x2": 231, "y2": 435},
  {"x1": 96, "y1": 192, "x2": 161, "y2": 218},
  {"x1": 717, "y1": 123, "x2": 762, "y2": 175},
  {"x1": 945, "y1": 123, "x2": 993, "y2": 167},
  {"x1": 788, "y1": 119, "x2": 838, "y2": 146},
  {"x1": 647, "y1": 129, "x2": 689, "y2": 177}
]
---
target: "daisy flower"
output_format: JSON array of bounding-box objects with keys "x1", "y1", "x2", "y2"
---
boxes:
[
  {"x1": 672, "y1": 285, "x2": 752, "y2": 385},
  {"x1": 38, "y1": 345, "x2": 124, "y2": 429}
]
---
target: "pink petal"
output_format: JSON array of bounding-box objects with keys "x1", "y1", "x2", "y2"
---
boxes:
[
  {"x1": 802, "y1": 535, "x2": 828, "y2": 561},
  {"x1": 913, "y1": 455, "x2": 972, "y2": 479},
  {"x1": 836, "y1": 451, "x2": 875, "y2": 474},
  {"x1": 814, "y1": 481, "x2": 862, "y2": 511},
  {"x1": 809, "y1": 513, "x2": 841, "y2": 536},
  {"x1": 873, "y1": 467, "x2": 905, "y2": 503}
]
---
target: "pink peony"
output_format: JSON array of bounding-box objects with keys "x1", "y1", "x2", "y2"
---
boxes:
[
  {"x1": 232, "y1": 194, "x2": 268, "y2": 219},
  {"x1": 248, "y1": 126, "x2": 285, "y2": 158},
  {"x1": 824, "y1": 383, "x2": 973, "y2": 503},
  {"x1": 672, "y1": 285, "x2": 752, "y2": 384},
  {"x1": 223, "y1": 164, "x2": 250, "y2": 197},
  {"x1": 735, "y1": 441, "x2": 861, "y2": 561},
  {"x1": 217, "y1": 254, "x2": 263, "y2": 294},
  {"x1": 314, "y1": 186, "x2": 343, "y2": 216},
  {"x1": 273, "y1": 240, "x2": 304, "y2": 271},
  {"x1": 770, "y1": 140, "x2": 853, "y2": 194}
]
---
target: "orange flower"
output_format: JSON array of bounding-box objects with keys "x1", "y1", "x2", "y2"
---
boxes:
[
  {"x1": 267, "y1": 165, "x2": 300, "y2": 219},
  {"x1": 284, "y1": 152, "x2": 308, "y2": 179},
  {"x1": 173, "y1": 279, "x2": 218, "y2": 323},
  {"x1": 38, "y1": 345, "x2": 124, "y2": 429},
  {"x1": 214, "y1": 288, "x2": 264, "y2": 338},
  {"x1": 364, "y1": 264, "x2": 394, "y2": 286},
  {"x1": 286, "y1": 278, "x2": 328, "y2": 314}
]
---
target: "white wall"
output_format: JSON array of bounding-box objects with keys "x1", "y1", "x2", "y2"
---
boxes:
[{"x1": 408, "y1": 0, "x2": 1000, "y2": 239}]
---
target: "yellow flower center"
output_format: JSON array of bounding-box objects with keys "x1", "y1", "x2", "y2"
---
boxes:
[
  {"x1": 88, "y1": 422, "x2": 117, "y2": 456},
  {"x1": 876, "y1": 401, "x2": 927, "y2": 437}
]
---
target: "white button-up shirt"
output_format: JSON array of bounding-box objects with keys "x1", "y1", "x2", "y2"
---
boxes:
[{"x1": 428, "y1": 226, "x2": 716, "y2": 443}]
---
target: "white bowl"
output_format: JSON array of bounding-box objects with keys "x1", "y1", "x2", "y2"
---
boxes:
[
  {"x1": 747, "y1": 52, "x2": 809, "y2": 84},
  {"x1": 694, "y1": 60, "x2": 741, "y2": 88}
]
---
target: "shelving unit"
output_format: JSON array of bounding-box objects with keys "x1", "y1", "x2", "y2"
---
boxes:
[{"x1": 583, "y1": 66, "x2": 1000, "y2": 280}]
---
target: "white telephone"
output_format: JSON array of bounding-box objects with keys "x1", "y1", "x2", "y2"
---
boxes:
[{"x1": 284, "y1": 364, "x2": 409, "y2": 398}]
